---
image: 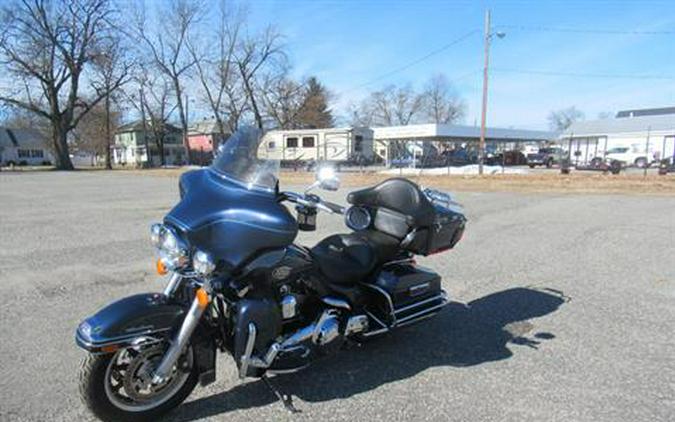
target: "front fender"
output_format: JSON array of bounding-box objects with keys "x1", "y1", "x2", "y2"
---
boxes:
[{"x1": 75, "y1": 293, "x2": 186, "y2": 353}]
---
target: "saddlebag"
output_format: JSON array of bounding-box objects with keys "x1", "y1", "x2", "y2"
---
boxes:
[{"x1": 369, "y1": 264, "x2": 447, "y2": 327}]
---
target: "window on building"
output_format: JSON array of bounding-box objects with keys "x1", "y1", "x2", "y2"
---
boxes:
[
  {"x1": 268, "y1": 141, "x2": 276, "y2": 149},
  {"x1": 302, "y1": 136, "x2": 315, "y2": 148},
  {"x1": 17, "y1": 149, "x2": 30, "y2": 158},
  {"x1": 354, "y1": 135, "x2": 363, "y2": 152},
  {"x1": 286, "y1": 137, "x2": 298, "y2": 148},
  {"x1": 30, "y1": 149, "x2": 44, "y2": 158}
]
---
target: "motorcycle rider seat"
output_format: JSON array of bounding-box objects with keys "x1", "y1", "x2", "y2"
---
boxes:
[{"x1": 311, "y1": 230, "x2": 400, "y2": 285}]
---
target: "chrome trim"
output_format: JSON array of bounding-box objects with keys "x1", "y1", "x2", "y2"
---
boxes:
[
  {"x1": 394, "y1": 293, "x2": 446, "y2": 315},
  {"x1": 360, "y1": 283, "x2": 396, "y2": 324},
  {"x1": 396, "y1": 302, "x2": 447, "y2": 325},
  {"x1": 76, "y1": 327, "x2": 172, "y2": 351},
  {"x1": 345, "y1": 315, "x2": 369, "y2": 336},
  {"x1": 163, "y1": 273, "x2": 183, "y2": 297},
  {"x1": 321, "y1": 296, "x2": 351, "y2": 310},
  {"x1": 152, "y1": 295, "x2": 207, "y2": 383},
  {"x1": 280, "y1": 324, "x2": 315, "y2": 349},
  {"x1": 266, "y1": 363, "x2": 311, "y2": 375},
  {"x1": 361, "y1": 327, "x2": 390, "y2": 338},
  {"x1": 360, "y1": 290, "x2": 449, "y2": 337},
  {"x1": 382, "y1": 258, "x2": 415, "y2": 267},
  {"x1": 238, "y1": 322, "x2": 257, "y2": 379},
  {"x1": 280, "y1": 295, "x2": 297, "y2": 319},
  {"x1": 344, "y1": 206, "x2": 372, "y2": 231},
  {"x1": 364, "y1": 310, "x2": 387, "y2": 330}
]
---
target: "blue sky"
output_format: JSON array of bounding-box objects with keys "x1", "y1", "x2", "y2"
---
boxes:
[{"x1": 241, "y1": 0, "x2": 675, "y2": 129}]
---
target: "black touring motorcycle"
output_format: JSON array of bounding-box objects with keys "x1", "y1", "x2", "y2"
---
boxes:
[{"x1": 75, "y1": 128, "x2": 466, "y2": 421}]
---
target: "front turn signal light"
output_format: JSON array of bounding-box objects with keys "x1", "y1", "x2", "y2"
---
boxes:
[
  {"x1": 156, "y1": 258, "x2": 168, "y2": 275},
  {"x1": 196, "y1": 288, "x2": 209, "y2": 309}
]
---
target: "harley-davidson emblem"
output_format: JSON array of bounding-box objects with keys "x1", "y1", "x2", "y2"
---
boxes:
[{"x1": 271, "y1": 266, "x2": 292, "y2": 280}]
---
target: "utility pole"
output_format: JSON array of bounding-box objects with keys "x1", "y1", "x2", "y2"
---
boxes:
[
  {"x1": 478, "y1": 10, "x2": 505, "y2": 175},
  {"x1": 140, "y1": 87, "x2": 149, "y2": 168},
  {"x1": 185, "y1": 93, "x2": 190, "y2": 165},
  {"x1": 478, "y1": 9, "x2": 491, "y2": 176}
]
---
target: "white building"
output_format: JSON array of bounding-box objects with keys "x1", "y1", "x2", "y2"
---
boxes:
[
  {"x1": 259, "y1": 127, "x2": 374, "y2": 163},
  {"x1": 562, "y1": 108, "x2": 675, "y2": 166},
  {"x1": 0, "y1": 127, "x2": 53, "y2": 166}
]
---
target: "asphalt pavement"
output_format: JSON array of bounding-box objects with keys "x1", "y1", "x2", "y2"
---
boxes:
[{"x1": 0, "y1": 171, "x2": 673, "y2": 421}]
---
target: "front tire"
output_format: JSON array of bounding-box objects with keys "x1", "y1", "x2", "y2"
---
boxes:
[{"x1": 78, "y1": 347, "x2": 198, "y2": 422}]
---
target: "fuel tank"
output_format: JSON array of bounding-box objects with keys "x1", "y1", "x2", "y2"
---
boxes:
[{"x1": 165, "y1": 169, "x2": 298, "y2": 269}]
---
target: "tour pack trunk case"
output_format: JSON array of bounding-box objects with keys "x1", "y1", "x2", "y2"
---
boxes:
[{"x1": 404, "y1": 190, "x2": 467, "y2": 256}]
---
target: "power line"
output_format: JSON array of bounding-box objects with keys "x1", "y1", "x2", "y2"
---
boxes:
[
  {"x1": 498, "y1": 24, "x2": 675, "y2": 35},
  {"x1": 341, "y1": 29, "x2": 480, "y2": 95},
  {"x1": 492, "y1": 67, "x2": 675, "y2": 80}
]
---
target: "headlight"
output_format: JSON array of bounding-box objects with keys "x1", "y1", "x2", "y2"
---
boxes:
[
  {"x1": 193, "y1": 250, "x2": 216, "y2": 276},
  {"x1": 150, "y1": 223, "x2": 189, "y2": 270},
  {"x1": 150, "y1": 223, "x2": 163, "y2": 248}
]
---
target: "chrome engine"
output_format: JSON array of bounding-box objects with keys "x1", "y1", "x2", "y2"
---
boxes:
[{"x1": 240, "y1": 307, "x2": 369, "y2": 378}]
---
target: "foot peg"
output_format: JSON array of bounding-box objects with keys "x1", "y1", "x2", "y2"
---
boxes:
[{"x1": 262, "y1": 375, "x2": 301, "y2": 413}]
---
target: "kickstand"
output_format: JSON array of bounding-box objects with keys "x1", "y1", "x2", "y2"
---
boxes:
[{"x1": 261, "y1": 375, "x2": 301, "y2": 414}]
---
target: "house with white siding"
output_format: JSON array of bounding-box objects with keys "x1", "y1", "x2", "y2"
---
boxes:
[{"x1": 0, "y1": 127, "x2": 53, "y2": 166}]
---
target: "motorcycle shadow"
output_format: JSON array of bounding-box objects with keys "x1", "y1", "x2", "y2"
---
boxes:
[{"x1": 169, "y1": 287, "x2": 567, "y2": 420}]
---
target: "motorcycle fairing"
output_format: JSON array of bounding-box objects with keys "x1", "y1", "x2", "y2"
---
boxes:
[{"x1": 166, "y1": 169, "x2": 298, "y2": 269}]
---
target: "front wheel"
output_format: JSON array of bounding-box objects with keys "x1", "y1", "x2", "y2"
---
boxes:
[
  {"x1": 78, "y1": 344, "x2": 198, "y2": 422},
  {"x1": 634, "y1": 157, "x2": 648, "y2": 168}
]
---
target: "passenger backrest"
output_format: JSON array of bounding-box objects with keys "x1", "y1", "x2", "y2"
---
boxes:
[{"x1": 347, "y1": 178, "x2": 437, "y2": 240}]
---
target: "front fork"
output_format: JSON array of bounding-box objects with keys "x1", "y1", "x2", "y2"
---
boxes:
[{"x1": 152, "y1": 273, "x2": 210, "y2": 383}]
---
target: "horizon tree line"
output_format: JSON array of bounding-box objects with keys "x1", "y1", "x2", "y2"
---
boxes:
[{"x1": 0, "y1": 0, "x2": 468, "y2": 170}]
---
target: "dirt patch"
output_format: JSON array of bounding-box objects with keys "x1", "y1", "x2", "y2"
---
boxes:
[{"x1": 117, "y1": 167, "x2": 675, "y2": 195}]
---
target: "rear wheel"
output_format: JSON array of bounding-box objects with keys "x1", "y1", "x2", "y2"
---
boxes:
[
  {"x1": 528, "y1": 164, "x2": 536, "y2": 168},
  {"x1": 78, "y1": 344, "x2": 198, "y2": 422}
]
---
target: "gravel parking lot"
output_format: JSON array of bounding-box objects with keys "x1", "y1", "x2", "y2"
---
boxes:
[{"x1": 1, "y1": 171, "x2": 674, "y2": 422}]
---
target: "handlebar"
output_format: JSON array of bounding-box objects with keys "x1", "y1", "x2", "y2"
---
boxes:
[{"x1": 280, "y1": 191, "x2": 345, "y2": 215}]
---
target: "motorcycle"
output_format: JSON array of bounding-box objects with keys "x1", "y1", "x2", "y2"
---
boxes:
[{"x1": 75, "y1": 128, "x2": 467, "y2": 421}]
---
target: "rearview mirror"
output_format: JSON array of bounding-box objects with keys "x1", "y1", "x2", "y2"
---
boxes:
[{"x1": 316, "y1": 166, "x2": 340, "y2": 191}]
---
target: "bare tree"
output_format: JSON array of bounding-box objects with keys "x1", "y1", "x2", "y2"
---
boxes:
[
  {"x1": 353, "y1": 83, "x2": 424, "y2": 127},
  {"x1": 548, "y1": 106, "x2": 585, "y2": 132},
  {"x1": 423, "y1": 74, "x2": 465, "y2": 124},
  {"x1": 234, "y1": 26, "x2": 284, "y2": 129},
  {"x1": 72, "y1": 101, "x2": 121, "y2": 164},
  {"x1": 0, "y1": 0, "x2": 123, "y2": 170},
  {"x1": 143, "y1": 75, "x2": 178, "y2": 167},
  {"x1": 261, "y1": 72, "x2": 305, "y2": 129},
  {"x1": 90, "y1": 35, "x2": 132, "y2": 169},
  {"x1": 135, "y1": 0, "x2": 202, "y2": 164},
  {"x1": 187, "y1": 0, "x2": 242, "y2": 139}
]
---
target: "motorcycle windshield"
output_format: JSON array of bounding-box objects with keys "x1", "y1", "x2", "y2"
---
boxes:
[{"x1": 211, "y1": 127, "x2": 279, "y2": 191}]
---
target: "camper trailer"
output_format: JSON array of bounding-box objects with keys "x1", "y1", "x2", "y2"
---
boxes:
[{"x1": 259, "y1": 127, "x2": 374, "y2": 165}]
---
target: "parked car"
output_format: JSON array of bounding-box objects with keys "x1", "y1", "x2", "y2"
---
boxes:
[
  {"x1": 604, "y1": 146, "x2": 653, "y2": 168},
  {"x1": 527, "y1": 147, "x2": 565, "y2": 168}
]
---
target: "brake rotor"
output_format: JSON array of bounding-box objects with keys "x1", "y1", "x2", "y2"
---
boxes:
[{"x1": 122, "y1": 346, "x2": 171, "y2": 402}]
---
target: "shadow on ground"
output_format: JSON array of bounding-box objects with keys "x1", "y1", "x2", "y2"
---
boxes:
[{"x1": 169, "y1": 287, "x2": 567, "y2": 421}]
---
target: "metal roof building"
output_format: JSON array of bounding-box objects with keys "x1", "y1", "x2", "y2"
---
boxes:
[
  {"x1": 372, "y1": 123, "x2": 553, "y2": 142},
  {"x1": 562, "y1": 113, "x2": 675, "y2": 165}
]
